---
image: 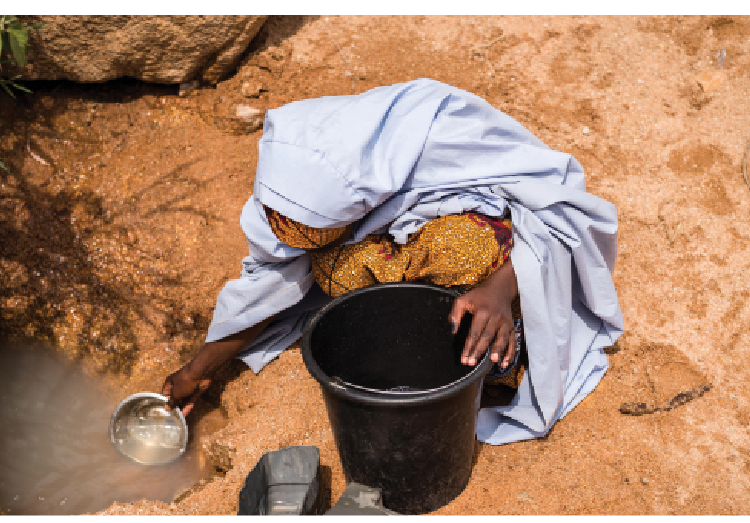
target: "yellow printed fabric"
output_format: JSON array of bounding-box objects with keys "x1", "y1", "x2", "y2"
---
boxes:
[
  {"x1": 310, "y1": 212, "x2": 513, "y2": 298},
  {"x1": 264, "y1": 206, "x2": 349, "y2": 250}
]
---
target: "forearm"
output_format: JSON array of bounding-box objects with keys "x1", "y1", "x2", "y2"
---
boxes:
[
  {"x1": 481, "y1": 257, "x2": 518, "y2": 299},
  {"x1": 184, "y1": 318, "x2": 273, "y2": 379}
]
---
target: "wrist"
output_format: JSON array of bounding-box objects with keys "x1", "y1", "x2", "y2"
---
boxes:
[
  {"x1": 183, "y1": 357, "x2": 208, "y2": 381},
  {"x1": 184, "y1": 343, "x2": 223, "y2": 381},
  {"x1": 483, "y1": 258, "x2": 518, "y2": 298}
]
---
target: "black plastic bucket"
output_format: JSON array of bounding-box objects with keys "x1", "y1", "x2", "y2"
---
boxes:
[{"x1": 301, "y1": 282, "x2": 491, "y2": 514}]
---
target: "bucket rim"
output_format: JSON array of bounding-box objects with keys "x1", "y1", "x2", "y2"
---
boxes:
[{"x1": 301, "y1": 282, "x2": 492, "y2": 407}]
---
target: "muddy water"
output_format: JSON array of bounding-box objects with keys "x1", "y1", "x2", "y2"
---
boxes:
[{"x1": 0, "y1": 345, "x2": 211, "y2": 515}]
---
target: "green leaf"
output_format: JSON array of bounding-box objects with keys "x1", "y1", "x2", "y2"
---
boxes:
[
  {"x1": 0, "y1": 159, "x2": 8, "y2": 172},
  {"x1": 10, "y1": 82, "x2": 31, "y2": 93},
  {"x1": 0, "y1": 32, "x2": 9, "y2": 57},
  {"x1": 31, "y1": 23, "x2": 46, "y2": 30},
  {"x1": 8, "y1": 27, "x2": 29, "y2": 67},
  {"x1": 1, "y1": 80, "x2": 17, "y2": 98}
]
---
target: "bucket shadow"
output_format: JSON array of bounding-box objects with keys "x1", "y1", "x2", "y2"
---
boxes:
[
  {"x1": 472, "y1": 440, "x2": 484, "y2": 468},
  {"x1": 480, "y1": 385, "x2": 518, "y2": 409},
  {"x1": 320, "y1": 464, "x2": 334, "y2": 512}
]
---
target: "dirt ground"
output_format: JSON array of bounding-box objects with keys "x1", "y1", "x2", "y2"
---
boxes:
[{"x1": 2, "y1": 15, "x2": 750, "y2": 515}]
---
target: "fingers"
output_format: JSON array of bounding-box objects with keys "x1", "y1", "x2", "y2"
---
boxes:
[
  {"x1": 449, "y1": 296, "x2": 472, "y2": 334},
  {"x1": 461, "y1": 311, "x2": 515, "y2": 368},
  {"x1": 181, "y1": 396, "x2": 198, "y2": 418},
  {"x1": 162, "y1": 369, "x2": 197, "y2": 413},
  {"x1": 162, "y1": 377, "x2": 173, "y2": 398},
  {"x1": 490, "y1": 321, "x2": 516, "y2": 368},
  {"x1": 452, "y1": 294, "x2": 491, "y2": 364},
  {"x1": 162, "y1": 376, "x2": 174, "y2": 411},
  {"x1": 452, "y1": 293, "x2": 515, "y2": 368},
  {"x1": 501, "y1": 326, "x2": 518, "y2": 369},
  {"x1": 182, "y1": 380, "x2": 209, "y2": 417},
  {"x1": 462, "y1": 312, "x2": 494, "y2": 366}
]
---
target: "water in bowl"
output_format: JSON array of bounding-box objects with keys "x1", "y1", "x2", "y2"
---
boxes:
[{"x1": 112, "y1": 397, "x2": 186, "y2": 464}]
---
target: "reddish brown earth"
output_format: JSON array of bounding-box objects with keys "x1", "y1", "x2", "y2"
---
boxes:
[{"x1": 2, "y1": 15, "x2": 750, "y2": 515}]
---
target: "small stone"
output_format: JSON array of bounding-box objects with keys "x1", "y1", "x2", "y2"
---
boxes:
[
  {"x1": 236, "y1": 105, "x2": 262, "y2": 120},
  {"x1": 694, "y1": 70, "x2": 726, "y2": 94},
  {"x1": 641, "y1": 477, "x2": 649, "y2": 485},
  {"x1": 582, "y1": 126, "x2": 590, "y2": 134},
  {"x1": 241, "y1": 82, "x2": 263, "y2": 98},
  {"x1": 517, "y1": 491, "x2": 533, "y2": 501},
  {"x1": 270, "y1": 47, "x2": 287, "y2": 61},
  {"x1": 179, "y1": 80, "x2": 199, "y2": 97},
  {"x1": 233, "y1": 105, "x2": 264, "y2": 132}
]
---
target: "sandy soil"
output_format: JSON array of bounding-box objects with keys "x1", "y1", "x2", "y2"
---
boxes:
[{"x1": 2, "y1": 15, "x2": 750, "y2": 515}]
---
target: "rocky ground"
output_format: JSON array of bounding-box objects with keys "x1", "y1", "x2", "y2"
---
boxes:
[{"x1": 2, "y1": 15, "x2": 750, "y2": 515}]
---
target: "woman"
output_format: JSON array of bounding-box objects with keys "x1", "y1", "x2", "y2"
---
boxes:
[{"x1": 162, "y1": 79, "x2": 623, "y2": 445}]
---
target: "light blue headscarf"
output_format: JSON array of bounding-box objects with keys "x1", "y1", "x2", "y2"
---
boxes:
[{"x1": 206, "y1": 78, "x2": 624, "y2": 445}]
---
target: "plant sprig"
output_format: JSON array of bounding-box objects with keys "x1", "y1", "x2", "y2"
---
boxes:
[
  {"x1": 1, "y1": 16, "x2": 43, "y2": 171},
  {"x1": 0, "y1": 15, "x2": 43, "y2": 68}
]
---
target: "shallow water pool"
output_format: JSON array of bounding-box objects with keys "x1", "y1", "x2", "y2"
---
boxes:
[{"x1": 0, "y1": 345, "x2": 211, "y2": 515}]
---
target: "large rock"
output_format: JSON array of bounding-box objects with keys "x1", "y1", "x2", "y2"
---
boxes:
[{"x1": 14, "y1": 15, "x2": 267, "y2": 84}]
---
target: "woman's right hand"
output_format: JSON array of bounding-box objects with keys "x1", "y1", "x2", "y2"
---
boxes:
[{"x1": 162, "y1": 363, "x2": 211, "y2": 417}]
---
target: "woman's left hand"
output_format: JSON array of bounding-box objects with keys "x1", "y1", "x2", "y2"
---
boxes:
[{"x1": 448, "y1": 258, "x2": 519, "y2": 368}]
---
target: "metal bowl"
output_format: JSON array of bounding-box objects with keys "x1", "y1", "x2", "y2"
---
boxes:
[{"x1": 109, "y1": 392, "x2": 188, "y2": 465}]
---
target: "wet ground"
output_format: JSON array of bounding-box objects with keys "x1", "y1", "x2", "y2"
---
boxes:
[{"x1": 1, "y1": 15, "x2": 750, "y2": 515}]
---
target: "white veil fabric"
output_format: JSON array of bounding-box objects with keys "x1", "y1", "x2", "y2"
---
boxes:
[{"x1": 205, "y1": 79, "x2": 624, "y2": 445}]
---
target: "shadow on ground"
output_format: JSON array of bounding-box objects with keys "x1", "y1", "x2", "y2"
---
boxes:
[{"x1": 0, "y1": 80, "x2": 221, "y2": 375}]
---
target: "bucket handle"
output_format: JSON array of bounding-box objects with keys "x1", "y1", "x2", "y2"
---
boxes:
[{"x1": 329, "y1": 376, "x2": 469, "y2": 396}]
